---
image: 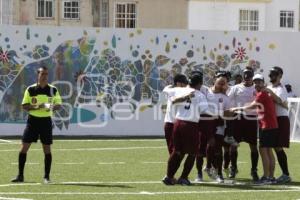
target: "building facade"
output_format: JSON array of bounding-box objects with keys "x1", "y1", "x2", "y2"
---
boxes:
[
  {"x1": 0, "y1": 0, "x2": 188, "y2": 29},
  {"x1": 0, "y1": 0, "x2": 299, "y2": 31},
  {"x1": 188, "y1": 0, "x2": 299, "y2": 31}
]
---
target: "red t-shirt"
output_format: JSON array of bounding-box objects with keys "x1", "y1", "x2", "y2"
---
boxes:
[{"x1": 255, "y1": 91, "x2": 278, "y2": 129}]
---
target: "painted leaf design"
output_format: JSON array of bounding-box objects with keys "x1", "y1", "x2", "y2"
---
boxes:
[{"x1": 155, "y1": 55, "x2": 170, "y2": 67}]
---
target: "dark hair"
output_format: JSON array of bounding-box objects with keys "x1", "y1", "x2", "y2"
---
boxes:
[
  {"x1": 173, "y1": 74, "x2": 188, "y2": 85},
  {"x1": 271, "y1": 66, "x2": 283, "y2": 75},
  {"x1": 189, "y1": 73, "x2": 203, "y2": 87},
  {"x1": 285, "y1": 84, "x2": 292, "y2": 92},
  {"x1": 215, "y1": 70, "x2": 228, "y2": 79},
  {"x1": 37, "y1": 65, "x2": 48, "y2": 74},
  {"x1": 235, "y1": 74, "x2": 243, "y2": 78}
]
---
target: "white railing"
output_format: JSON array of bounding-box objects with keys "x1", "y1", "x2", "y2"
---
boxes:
[{"x1": 288, "y1": 98, "x2": 300, "y2": 142}]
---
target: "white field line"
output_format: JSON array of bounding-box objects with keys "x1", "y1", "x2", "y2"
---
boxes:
[
  {"x1": 0, "y1": 189, "x2": 300, "y2": 196},
  {"x1": 142, "y1": 162, "x2": 165, "y2": 164},
  {"x1": 54, "y1": 139, "x2": 165, "y2": 142},
  {"x1": 0, "y1": 139, "x2": 14, "y2": 143},
  {"x1": 1, "y1": 181, "x2": 299, "y2": 188},
  {"x1": 0, "y1": 197, "x2": 33, "y2": 200},
  {"x1": 57, "y1": 162, "x2": 85, "y2": 165},
  {"x1": 0, "y1": 183, "x2": 41, "y2": 187},
  {"x1": 0, "y1": 146, "x2": 165, "y2": 152},
  {"x1": 11, "y1": 163, "x2": 39, "y2": 165},
  {"x1": 98, "y1": 162, "x2": 126, "y2": 165},
  {"x1": 11, "y1": 162, "x2": 85, "y2": 165}
]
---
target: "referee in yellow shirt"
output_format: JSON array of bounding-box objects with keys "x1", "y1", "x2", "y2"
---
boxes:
[{"x1": 11, "y1": 66, "x2": 62, "y2": 184}]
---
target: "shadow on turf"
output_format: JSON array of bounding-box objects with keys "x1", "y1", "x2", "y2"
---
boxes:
[
  {"x1": 236, "y1": 178, "x2": 300, "y2": 186},
  {"x1": 53, "y1": 183, "x2": 134, "y2": 189}
]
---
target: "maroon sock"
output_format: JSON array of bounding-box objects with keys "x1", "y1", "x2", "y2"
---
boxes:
[
  {"x1": 166, "y1": 152, "x2": 184, "y2": 178},
  {"x1": 196, "y1": 155, "x2": 204, "y2": 174},
  {"x1": 223, "y1": 150, "x2": 230, "y2": 169},
  {"x1": 206, "y1": 145, "x2": 215, "y2": 169},
  {"x1": 230, "y1": 150, "x2": 238, "y2": 170},
  {"x1": 180, "y1": 154, "x2": 196, "y2": 179}
]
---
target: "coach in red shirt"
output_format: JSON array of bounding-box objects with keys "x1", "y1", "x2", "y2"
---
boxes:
[{"x1": 230, "y1": 74, "x2": 282, "y2": 184}]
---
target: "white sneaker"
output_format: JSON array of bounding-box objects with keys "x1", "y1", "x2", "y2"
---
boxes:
[
  {"x1": 204, "y1": 167, "x2": 217, "y2": 180},
  {"x1": 44, "y1": 178, "x2": 51, "y2": 184},
  {"x1": 216, "y1": 175, "x2": 225, "y2": 183},
  {"x1": 194, "y1": 173, "x2": 203, "y2": 182}
]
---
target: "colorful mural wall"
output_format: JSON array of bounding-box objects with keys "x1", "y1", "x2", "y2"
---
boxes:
[{"x1": 0, "y1": 25, "x2": 299, "y2": 136}]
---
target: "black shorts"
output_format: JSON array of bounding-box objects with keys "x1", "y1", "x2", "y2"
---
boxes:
[
  {"x1": 22, "y1": 115, "x2": 53, "y2": 145},
  {"x1": 259, "y1": 129, "x2": 278, "y2": 148}
]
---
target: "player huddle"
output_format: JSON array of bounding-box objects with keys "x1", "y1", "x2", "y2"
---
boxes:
[{"x1": 162, "y1": 66, "x2": 291, "y2": 185}]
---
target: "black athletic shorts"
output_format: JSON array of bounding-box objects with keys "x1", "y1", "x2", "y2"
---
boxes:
[
  {"x1": 22, "y1": 115, "x2": 53, "y2": 145},
  {"x1": 259, "y1": 128, "x2": 278, "y2": 148}
]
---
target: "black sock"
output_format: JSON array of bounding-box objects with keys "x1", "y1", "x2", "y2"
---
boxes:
[
  {"x1": 181, "y1": 154, "x2": 196, "y2": 179},
  {"x1": 276, "y1": 150, "x2": 289, "y2": 176},
  {"x1": 18, "y1": 153, "x2": 27, "y2": 176},
  {"x1": 167, "y1": 152, "x2": 184, "y2": 178},
  {"x1": 223, "y1": 151, "x2": 230, "y2": 169},
  {"x1": 44, "y1": 153, "x2": 52, "y2": 179},
  {"x1": 230, "y1": 151, "x2": 238, "y2": 170},
  {"x1": 251, "y1": 151, "x2": 259, "y2": 171},
  {"x1": 196, "y1": 155, "x2": 204, "y2": 174}
]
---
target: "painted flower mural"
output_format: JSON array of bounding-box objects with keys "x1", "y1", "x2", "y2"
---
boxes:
[{"x1": 0, "y1": 26, "x2": 266, "y2": 131}]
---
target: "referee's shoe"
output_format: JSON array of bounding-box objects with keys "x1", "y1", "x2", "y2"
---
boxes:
[{"x1": 11, "y1": 175, "x2": 24, "y2": 183}]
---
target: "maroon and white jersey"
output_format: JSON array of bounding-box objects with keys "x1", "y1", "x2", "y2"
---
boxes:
[
  {"x1": 267, "y1": 84, "x2": 289, "y2": 117},
  {"x1": 172, "y1": 87, "x2": 208, "y2": 123},
  {"x1": 162, "y1": 85, "x2": 177, "y2": 123},
  {"x1": 228, "y1": 83, "x2": 256, "y2": 115},
  {"x1": 206, "y1": 88, "x2": 231, "y2": 117}
]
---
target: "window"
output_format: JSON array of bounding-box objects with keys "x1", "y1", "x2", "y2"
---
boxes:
[
  {"x1": 239, "y1": 10, "x2": 259, "y2": 31},
  {"x1": 114, "y1": 2, "x2": 136, "y2": 28},
  {"x1": 100, "y1": 0, "x2": 109, "y2": 27},
  {"x1": 280, "y1": 11, "x2": 294, "y2": 28},
  {"x1": 0, "y1": 0, "x2": 13, "y2": 24},
  {"x1": 63, "y1": 0, "x2": 80, "y2": 20},
  {"x1": 37, "y1": 0, "x2": 54, "y2": 18}
]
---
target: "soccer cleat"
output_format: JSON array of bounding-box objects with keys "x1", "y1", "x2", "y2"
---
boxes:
[
  {"x1": 216, "y1": 175, "x2": 225, "y2": 183},
  {"x1": 162, "y1": 176, "x2": 176, "y2": 185},
  {"x1": 223, "y1": 168, "x2": 229, "y2": 178},
  {"x1": 224, "y1": 136, "x2": 240, "y2": 147},
  {"x1": 276, "y1": 174, "x2": 292, "y2": 184},
  {"x1": 194, "y1": 172, "x2": 203, "y2": 182},
  {"x1": 259, "y1": 176, "x2": 272, "y2": 185},
  {"x1": 269, "y1": 177, "x2": 277, "y2": 184},
  {"x1": 11, "y1": 175, "x2": 24, "y2": 183},
  {"x1": 229, "y1": 167, "x2": 238, "y2": 179},
  {"x1": 204, "y1": 167, "x2": 217, "y2": 180},
  {"x1": 177, "y1": 178, "x2": 192, "y2": 186},
  {"x1": 43, "y1": 177, "x2": 51, "y2": 184},
  {"x1": 251, "y1": 170, "x2": 259, "y2": 182}
]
